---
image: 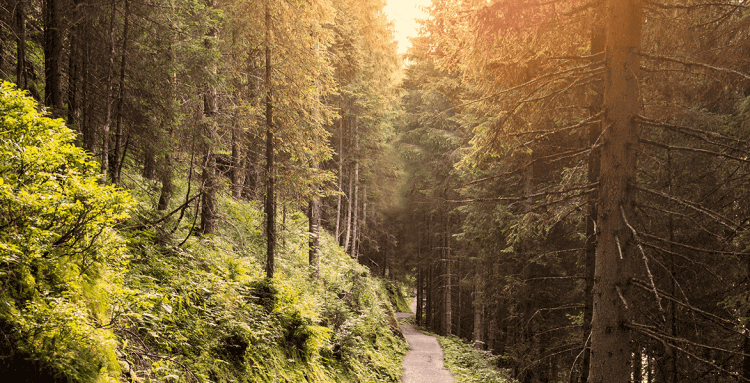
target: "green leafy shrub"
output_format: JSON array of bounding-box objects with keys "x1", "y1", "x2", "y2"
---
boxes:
[{"x1": 0, "y1": 81, "x2": 131, "y2": 382}]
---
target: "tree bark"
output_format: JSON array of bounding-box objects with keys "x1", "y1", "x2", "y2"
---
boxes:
[
  {"x1": 344, "y1": 154, "x2": 354, "y2": 252},
  {"x1": 308, "y1": 193, "x2": 320, "y2": 278},
  {"x1": 43, "y1": 0, "x2": 64, "y2": 117},
  {"x1": 112, "y1": 0, "x2": 130, "y2": 185},
  {"x1": 14, "y1": 0, "x2": 26, "y2": 90},
  {"x1": 157, "y1": 154, "x2": 174, "y2": 211},
  {"x1": 264, "y1": 0, "x2": 275, "y2": 279},
  {"x1": 444, "y1": 214, "x2": 452, "y2": 336},
  {"x1": 66, "y1": 1, "x2": 81, "y2": 132},
  {"x1": 101, "y1": 0, "x2": 117, "y2": 183},
  {"x1": 582, "y1": 16, "x2": 605, "y2": 383},
  {"x1": 417, "y1": 264, "x2": 423, "y2": 326},
  {"x1": 335, "y1": 115, "x2": 344, "y2": 243},
  {"x1": 199, "y1": 0, "x2": 218, "y2": 235},
  {"x1": 587, "y1": 1, "x2": 643, "y2": 383},
  {"x1": 473, "y1": 261, "x2": 484, "y2": 348},
  {"x1": 349, "y1": 146, "x2": 359, "y2": 260},
  {"x1": 231, "y1": 118, "x2": 243, "y2": 198}
]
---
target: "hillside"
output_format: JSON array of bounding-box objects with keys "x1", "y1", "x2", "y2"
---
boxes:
[{"x1": 0, "y1": 81, "x2": 407, "y2": 382}]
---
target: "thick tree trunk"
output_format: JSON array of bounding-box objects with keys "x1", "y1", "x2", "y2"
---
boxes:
[
  {"x1": 587, "y1": 1, "x2": 643, "y2": 383},
  {"x1": 264, "y1": 0, "x2": 275, "y2": 279},
  {"x1": 43, "y1": 0, "x2": 64, "y2": 117}
]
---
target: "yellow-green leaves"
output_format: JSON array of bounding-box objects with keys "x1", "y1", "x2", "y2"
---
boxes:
[{"x1": 0, "y1": 81, "x2": 131, "y2": 382}]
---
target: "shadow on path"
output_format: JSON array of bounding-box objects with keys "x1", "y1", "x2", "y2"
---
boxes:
[{"x1": 396, "y1": 294, "x2": 454, "y2": 383}]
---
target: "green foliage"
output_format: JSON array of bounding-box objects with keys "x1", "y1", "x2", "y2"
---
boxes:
[
  {"x1": 384, "y1": 281, "x2": 411, "y2": 313},
  {"x1": 0, "y1": 81, "x2": 406, "y2": 382},
  {"x1": 117, "y1": 182, "x2": 407, "y2": 382},
  {"x1": 436, "y1": 335, "x2": 515, "y2": 383},
  {"x1": 0, "y1": 81, "x2": 131, "y2": 382}
]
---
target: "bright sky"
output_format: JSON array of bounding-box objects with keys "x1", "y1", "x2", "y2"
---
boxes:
[{"x1": 383, "y1": 0, "x2": 432, "y2": 55}]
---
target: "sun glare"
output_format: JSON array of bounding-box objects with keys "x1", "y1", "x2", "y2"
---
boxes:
[{"x1": 383, "y1": 0, "x2": 432, "y2": 54}]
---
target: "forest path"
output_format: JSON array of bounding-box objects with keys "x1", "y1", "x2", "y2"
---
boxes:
[{"x1": 396, "y1": 294, "x2": 454, "y2": 383}]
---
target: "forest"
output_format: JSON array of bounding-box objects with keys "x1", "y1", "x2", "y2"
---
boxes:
[{"x1": 2, "y1": 0, "x2": 750, "y2": 382}]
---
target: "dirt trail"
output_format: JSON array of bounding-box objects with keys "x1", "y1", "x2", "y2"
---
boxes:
[{"x1": 396, "y1": 295, "x2": 454, "y2": 383}]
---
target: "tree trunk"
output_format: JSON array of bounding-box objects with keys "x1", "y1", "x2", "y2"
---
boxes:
[
  {"x1": 349, "y1": 151, "x2": 359, "y2": 260},
  {"x1": 112, "y1": 0, "x2": 130, "y2": 185},
  {"x1": 444, "y1": 214, "x2": 452, "y2": 336},
  {"x1": 0, "y1": 17, "x2": 5, "y2": 79},
  {"x1": 587, "y1": 1, "x2": 643, "y2": 383},
  {"x1": 157, "y1": 154, "x2": 174, "y2": 211},
  {"x1": 43, "y1": 0, "x2": 64, "y2": 117},
  {"x1": 417, "y1": 265, "x2": 423, "y2": 326},
  {"x1": 335, "y1": 115, "x2": 344, "y2": 244},
  {"x1": 473, "y1": 259, "x2": 484, "y2": 348},
  {"x1": 427, "y1": 260, "x2": 434, "y2": 330},
  {"x1": 67, "y1": 14, "x2": 81, "y2": 130},
  {"x1": 264, "y1": 0, "x2": 275, "y2": 279},
  {"x1": 199, "y1": 0, "x2": 218, "y2": 235},
  {"x1": 101, "y1": 0, "x2": 118, "y2": 183},
  {"x1": 344, "y1": 157, "x2": 354, "y2": 252},
  {"x1": 14, "y1": 0, "x2": 26, "y2": 90},
  {"x1": 83, "y1": 27, "x2": 94, "y2": 154},
  {"x1": 308, "y1": 153, "x2": 320, "y2": 277},
  {"x1": 582, "y1": 17, "x2": 605, "y2": 383},
  {"x1": 200, "y1": 151, "x2": 217, "y2": 234},
  {"x1": 231, "y1": 121, "x2": 243, "y2": 198}
]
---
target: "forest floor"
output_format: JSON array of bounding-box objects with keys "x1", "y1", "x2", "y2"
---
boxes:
[{"x1": 397, "y1": 296, "x2": 454, "y2": 383}]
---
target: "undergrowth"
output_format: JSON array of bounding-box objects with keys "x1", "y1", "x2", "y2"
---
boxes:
[
  {"x1": 436, "y1": 335, "x2": 514, "y2": 383},
  {"x1": 117, "y1": 178, "x2": 409, "y2": 382},
  {"x1": 0, "y1": 84, "x2": 407, "y2": 382}
]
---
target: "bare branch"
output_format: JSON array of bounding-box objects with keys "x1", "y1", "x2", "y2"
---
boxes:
[
  {"x1": 628, "y1": 321, "x2": 750, "y2": 381},
  {"x1": 620, "y1": 206, "x2": 666, "y2": 320},
  {"x1": 641, "y1": 52, "x2": 750, "y2": 80},
  {"x1": 639, "y1": 137, "x2": 750, "y2": 164},
  {"x1": 634, "y1": 185, "x2": 740, "y2": 233}
]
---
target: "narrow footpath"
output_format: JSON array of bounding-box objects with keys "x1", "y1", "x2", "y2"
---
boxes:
[{"x1": 396, "y1": 295, "x2": 454, "y2": 383}]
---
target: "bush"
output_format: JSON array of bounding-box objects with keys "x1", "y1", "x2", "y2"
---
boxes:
[
  {"x1": 437, "y1": 335, "x2": 515, "y2": 383},
  {"x1": 0, "y1": 81, "x2": 131, "y2": 381}
]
